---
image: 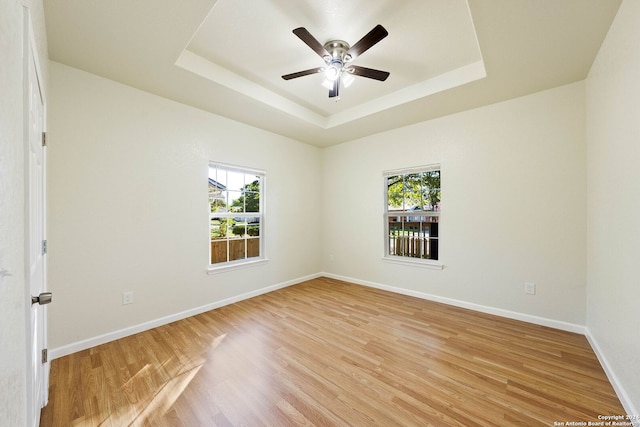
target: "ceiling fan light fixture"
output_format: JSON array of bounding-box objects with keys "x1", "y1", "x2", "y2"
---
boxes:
[
  {"x1": 321, "y1": 77, "x2": 334, "y2": 90},
  {"x1": 324, "y1": 61, "x2": 342, "y2": 81},
  {"x1": 342, "y1": 72, "x2": 355, "y2": 88}
]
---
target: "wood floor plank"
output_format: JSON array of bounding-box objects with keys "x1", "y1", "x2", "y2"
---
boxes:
[{"x1": 40, "y1": 277, "x2": 625, "y2": 426}]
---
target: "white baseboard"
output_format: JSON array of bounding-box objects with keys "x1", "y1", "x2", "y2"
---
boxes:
[
  {"x1": 51, "y1": 271, "x2": 582, "y2": 359},
  {"x1": 49, "y1": 273, "x2": 321, "y2": 360},
  {"x1": 585, "y1": 331, "x2": 640, "y2": 424},
  {"x1": 321, "y1": 272, "x2": 586, "y2": 334}
]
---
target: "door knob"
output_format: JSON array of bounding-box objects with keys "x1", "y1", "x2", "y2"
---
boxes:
[{"x1": 31, "y1": 292, "x2": 52, "y2": 305}]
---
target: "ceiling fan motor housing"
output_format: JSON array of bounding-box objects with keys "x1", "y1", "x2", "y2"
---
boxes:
[
  {"x1": 323, "y1": 40, "x2": 351, "y2": 62},
  {"x1": 323, "y1": 40, "x2": 352, "y2": 81}
]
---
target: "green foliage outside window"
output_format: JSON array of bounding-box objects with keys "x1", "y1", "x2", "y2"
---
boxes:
[
  {"x1": 231, "y1": 180, "x2": 260, "y2": 213},
  {"x1": 232, "y1": 224, "x2": 260, "y2": 237},
  {"x1": 211, "y1": 218, "x2": 234, "y2": 239},
  {"x1": 387, "y1": 171, "x2": 440, "y2": 211},
  {"x1": 210, "y1": 198, "x2": 226, "y2": 213}
]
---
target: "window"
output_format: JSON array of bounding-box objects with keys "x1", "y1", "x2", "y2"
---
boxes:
[
  {"x1": 209, "y1": 163, "x2": 265, "y2": 268},
  {"x1": 384, "y1": 165, "x2": 441, "y2": 265}
]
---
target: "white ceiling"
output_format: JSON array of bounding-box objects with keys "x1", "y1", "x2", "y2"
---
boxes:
[{"x1": 44, "y1": 0, "x2": 622, "y2": 147}]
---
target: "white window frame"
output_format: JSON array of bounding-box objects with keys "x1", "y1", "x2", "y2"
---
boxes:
[
  {"x1": 208, "y1": 162, "x2": 266, "y2": 272},
  {"x1": 383, "y1": 164, "x2": 443, "y2": 270}
]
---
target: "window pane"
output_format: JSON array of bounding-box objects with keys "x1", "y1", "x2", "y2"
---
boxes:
[
  {"x1": 227, "y1": 170, "x2": 245, "y2": 192},
  {"x1": 228, "y1": 218, "x2": 260, "y2": 236},
  {"x1": 226, "y1": 179, "x2": 260, "y2": 213},
  {"x1": 209, "y1": 165, "x2": 228, "y2": 213},
  {"x1": 210, "y1": 245, "x2": 227, "y2": 264},
  {"x1": 247, "y1": 218, "x2": 260, "y2": 236},
  {"x1": 388, "y1": 173, "x2": 436, "y2": 212},
  {"x1": 244, "y1": 190, "x2": 259, "y2": 213},
  {"x1": 247, "y1": 237, "x2": 260, "y2": 259},
  {"x1": 247, "y1": 175, "x2": 260, "y2": 191},
  {"x1": 228, "y1": 190, "x2": 242, "y2": 212},
  {"x1": 388, "y1": 214, "x2": 438, "y2": 260},
  {"x1": 220, "y1": 168, "x2": 228, "y2": 188},
  {"x1": 210, "y1": 218, "x2": 228, "y2": 239},
  {"x1": 387, "y1": 175, "x2": 404, "y2": 210},
  {"x1": 404, "y1": 173, "x2": 422, "y2": 210},
  {"x1": 244, "y1": 188, "x2": 260, "y2": 212},
  {"x1": 228, "y1": 239, "x2": 245, "y2": 261},
  {"x1": 210, "y1": 238, "x2": 228, "y2": 264},
  {"x1": 210, "y1": 191, "x2": 227, "y2": 213},
  {"x1": 421, "y1": 170, "x2": 441, "y2": 212},
  {"x1": 241, "y1": 178, "x2": 260, "y2": 213},
  {"x1": 230, "y1": 222, "x2": 246, "y2": 238}
]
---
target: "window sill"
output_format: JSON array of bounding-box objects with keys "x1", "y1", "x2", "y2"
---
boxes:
[
  {"x1": 382, "y1": 256, "x2": 444, "y2": 270},
  {"x1": 207, "y1": 257, "x2": 268, "y2": 274}
]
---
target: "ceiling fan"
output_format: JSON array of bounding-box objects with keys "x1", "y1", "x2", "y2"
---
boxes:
[{"x1": 282, "y1": 25, "x2": 390, "y2": 99}]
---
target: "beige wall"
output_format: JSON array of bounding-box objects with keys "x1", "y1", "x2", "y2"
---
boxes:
[
  {"x1": 321, "y1": 82, "x2": 587, "y2": 326},
  {"x1": 586, "y1": 0, "x2": 640, "y2": 414},
  {"x1": 47, "y1": 62, "x2": 322, "y2": 349},
  {"x1": 0, "y1": 0, "x2": 48, "y2": 425}
]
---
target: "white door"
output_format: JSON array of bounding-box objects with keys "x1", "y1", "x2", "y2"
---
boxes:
[{"x1": 26, "y1": 21, "x2": 49, "y2": 427}]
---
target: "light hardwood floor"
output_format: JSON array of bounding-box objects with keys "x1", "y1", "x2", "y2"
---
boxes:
[{"x1": 40, "y1": 277, "x2": 625, "y2": 426}]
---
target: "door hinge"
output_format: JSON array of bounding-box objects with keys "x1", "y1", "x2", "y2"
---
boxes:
[
  {"x1": 42, "y1": 240, "x2": 47, "y2": 255},
  {"x1": 41, "y1": 348, "x2": 48, "y2": 364},
  {"x1": 41, "y1": 132, "x2": 47, "y2": 147}
]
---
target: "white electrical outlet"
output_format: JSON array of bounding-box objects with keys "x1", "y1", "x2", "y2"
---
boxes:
[
  {"x1": 524, "y1": 282, "x2": 536, "y2": 295},
  {"x1": 123, "y1": 291, "x2": 134, "y2": 305}
]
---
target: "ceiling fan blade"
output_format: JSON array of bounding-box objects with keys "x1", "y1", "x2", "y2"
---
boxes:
[
  {"x1": 349, "y1": 65, "x2": 390, "y2": 81},
  {"x1": 293, "y1": 27, "x2": 330, "y2": 59},
  {"x1": 329, "y1": 77, "x2": 339, "y2": 98},
  {"x1": 346, "y1": 24, "x2": 388, "y2": 60},
  {"x1": 282, "y1": 67, "x2": 324, "y2": 80}
]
